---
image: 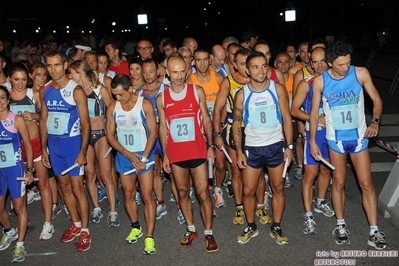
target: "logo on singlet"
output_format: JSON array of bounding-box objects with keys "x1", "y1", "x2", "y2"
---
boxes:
[{"x1": 326, "y1": 90, "x2": 359, "y2": 104}]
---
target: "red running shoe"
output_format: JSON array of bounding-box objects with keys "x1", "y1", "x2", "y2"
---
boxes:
[
  {"x1": 204, "y1": 234, "x2": 219, "y2": 253},
  {"x1": 60, "y1": 224, "x2": 81, "y2": 243},
  {"x1": 76, "y1": 231, "x2": 91, "y2": 252}
]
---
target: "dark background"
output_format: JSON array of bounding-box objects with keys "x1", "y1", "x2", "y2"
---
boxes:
[{"x1": 1, "y1": 0, "x2": 398, "y2": 49}]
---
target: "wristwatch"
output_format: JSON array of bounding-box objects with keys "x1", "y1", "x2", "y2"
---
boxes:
[
  {"x1": 27, "y1": 167, "x2": 36, "y2": 173},
  {"x1": 140, "y1": 156, "x2": 148, "y2": 163},
  {"x1": 286, "y1": 144, "x2": 294, "y2": 150},
  {"x1": 371, "y1": 118, "x2": 380, "y2": 125}
]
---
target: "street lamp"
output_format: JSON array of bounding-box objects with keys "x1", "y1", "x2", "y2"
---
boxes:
[
  {"x1": 138, "y1": 14, "x2": 148, "y2": 36},
  {"x1": 285, "y1": 8, "x2": 296, "y2": 43}
]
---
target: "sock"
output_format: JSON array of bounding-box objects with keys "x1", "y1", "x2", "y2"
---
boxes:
[
  {"x1": 158, "y1": 200, "x2": 165, "y2": 207},
  {"x1": 305, "y1": 212, "x2": 313, "y2": 218},
  {"x1": 4, "y1": 227, "x2": 13, "y2": 233},
  {"x1": 187, "y1": 225, "x2": 196, "y2": 232},
  {"x1": 16, "y1": 242, "x2": 24, "y2": 247},
  {"x1": 257, "y1": 203, "x2": 264, "y2": 208},
  {"x1": 298, "y1": 165, "x2": 303, "y2": 168},
  {"x1": 130, "y1": 220, "x2": 140, "y2": 228},
  {"x1": 236, "y1": 204, "x2": 243, "y2": 209},
  {"x1": 80, "y1": 228, "x2": 89, "y2": 233},
  {"x1": 94, "y1": 207, "x2": 101, "y2": 211},
  {"x1": 370, "y1": 226, "x2": 378, "y2": 235},
  {"x1": 204, "y1": 229, "x2": 213, "y2": 236},
  {"x1": 272, "y1": 222, "x2": 281, "y2": 230},
  {"x1": 74, "y1": 221, "x2": 82, "y2": 228},
  {"x1": 337, "y1": 219, "x2": 345, "y2": 226},
  {"x1": 316, "y1": 198, "x2": 325, "y2": 205},
  {"x1": 214, "y1": 187, "x2": 221, "y2": 192},
  {"x1": 248, "y1": 222, "x2": 257, "y2": 231}
]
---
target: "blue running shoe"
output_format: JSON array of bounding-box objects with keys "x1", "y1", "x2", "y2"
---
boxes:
[{"x1": 98, "y1": 187, "x2": 107, "y2": 202}]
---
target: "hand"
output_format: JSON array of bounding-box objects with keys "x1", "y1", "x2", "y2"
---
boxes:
[
  {"x1": 236, "y1": 153, "x2": 247, "y2": 170},
  {"x1": 25, "y1": 171, "x2": 35, "y2": 185},
  {"x1": 364, "y1": 123, "x2": 379, "y2": 138}
]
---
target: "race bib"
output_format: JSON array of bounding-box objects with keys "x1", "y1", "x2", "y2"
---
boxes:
[
  {"x1": 0, "y1": 143, "x2": 16, "y2": 167},
  {"x1": 87, "y1": 98, "x2": 96, "y2": 118},
  {"x1": 10, "y1": 105, "x2": 35, "y2": 116},
  {"x1": 331, "y1": 105, "x2": 359, "y2": 130},
  {"x1": 117, "y1": 127, "x2": 143, "y2": 152},
  {"x1": 170, "y1": 117, "x2": 195, "y2": 142},
  {"x1": 248, "y1": 104, "x2": 277, "y2": 130},
  {"x1": 47, "y1": 112, "x2": 70, "y2": 135}
]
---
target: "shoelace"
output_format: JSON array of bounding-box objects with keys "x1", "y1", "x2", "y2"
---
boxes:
[
  {"x1": 304, "y1": 219, "x2": 317, "y2": 227},
  {"x1": 372, "y1": 231, "x2": 386, "y2": 243}
]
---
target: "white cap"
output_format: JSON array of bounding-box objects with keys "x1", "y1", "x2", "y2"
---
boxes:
[{"x1": 75, "y1": 45, "x2": 91, "y2": 51}]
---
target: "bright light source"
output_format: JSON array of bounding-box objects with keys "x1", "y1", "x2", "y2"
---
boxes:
[
  {"x1": 138, "y1": 14, "x2": 148, "y2": 25},
  {"x1": 285, "y1": 10, "x2": 296, "y2": 22}
]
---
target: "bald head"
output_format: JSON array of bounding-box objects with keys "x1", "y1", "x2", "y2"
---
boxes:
[
  {"x1": 211, "y1": 44, "x2": 226, "y2": 69},
  {"x1": 182, "y1": 37, "x2": 198, "y2": 54}
]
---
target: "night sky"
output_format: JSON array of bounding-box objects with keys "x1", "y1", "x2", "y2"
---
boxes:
[{"x1": 1, "y1": 0, "x2": 395, "y2": 48}]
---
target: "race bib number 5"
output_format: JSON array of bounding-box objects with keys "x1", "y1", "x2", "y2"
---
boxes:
[{"x1": 47, "y1": 112, "x2": 70, "y2": 135}]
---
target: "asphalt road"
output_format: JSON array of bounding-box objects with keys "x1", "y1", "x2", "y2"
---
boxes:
[{"x1": 1, "y1": 78, "x2": 398, "y2": 266}]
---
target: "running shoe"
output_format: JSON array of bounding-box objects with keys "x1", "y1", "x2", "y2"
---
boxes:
[
  {"x1": 189, "y1": 188, "x2": 196, "y2": 203},
  {"x1": 98, "y1": 186, "x2": 107, "y2": 202},
  {"x1": 39, "y1": 222, "x2": 55, "y2": 240},
  {"x1": 256, "y1": 206, "x2": 271, "y2": 225},
  {"x1": 135, "y1": 191, "x2": 142, "y2": 205},
  {"x1": 11, "y1": 245, "x2": 26, "y2": 263},
  {"x1": 368, "y1": 230, "x2": 389, "y2": 250},
  {"x1": 270, "y1": 225, "x2": 289, "y2": 245},
  {"x1": 213, "y1": 189, "x2": 226, "y2": 208},
  {"x1": 115, "y1": 193, "x2": 121, "y2": 208},
  {"x1": 226, "y1": 181, "x2": 234, "y2": 198},
  {"x1": 181, "y1": 230, "x2": 198, "y2": 247},
  {"x1": 76, "y1": 231, "x2": 91, "y2": 252},
  {"x1": 222, "y1": 172, "x2": 229, "y2": 186},
  {"x1": 294, "y1": 166, "x2": 303, "y2": 180},
  {"x1": 168, "y1": 193, "x2": 176, "y2": 202},
  {"x1": 90, "y1": 208, "x2": 103, "y2": 224},
  {"x1": 8, "y1": 208, "x2": 16, "y2": 217},
  {"x1": 27, "y1": 189, "x2": 41, "y2": 205},
  {"x1": 62, "y1": 205, "x2": 71, "y2": 220},
  {"x1": 144, "y1": 237, "x2": 156, "y2": 255},
  {"x1": 303, "y1": 215, "x2": 317, "y2": 235},
  {"x1": 107, "y1": 212, "x2": 120, "y2": 228},
  {"x1": 314, "y1": 201, "x2": 335, "y2": 217},
  {"x1": 156, "y1": 204, "x2": 167, "y2": 220},
  {"x1": 60, "y1": 224, "x2": 81, "y2": 243},
  {"x1": 332, "y1": 225, "x2": 350, "y2": 245},
  {"x1": 52, "y1": 204, "x2": 62, "y2": 219},
  {"x1": 233, "y1": 207, "x2": 245, "y2": 225},
  {"x1": 236, "y1": 226, "x2": 259, "y2": 244},
  {"x1": 126, "y1": 227, "x2": 143, "y2": 244},
  {"x1": 204, "y1": 234, "x2": 218, "y2": 253},
  {"x1": 0, "y1": 228, "x2": 18, "y2": 251},
  {"x1": 177, "y1": 209, "x2": 186, "y2": 225},
  {"x1": 284, "y1": 174, "x2": 293, "y2": 188}
]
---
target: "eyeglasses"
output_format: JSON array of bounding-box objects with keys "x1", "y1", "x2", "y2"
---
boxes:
[{"x1": 137, "y1": 46, "x2": 152, "y2": 51}]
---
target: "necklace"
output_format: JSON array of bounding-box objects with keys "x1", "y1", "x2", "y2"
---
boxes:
[{"x1": 84, "y1": 83, "x2": 93, "y2": 92}]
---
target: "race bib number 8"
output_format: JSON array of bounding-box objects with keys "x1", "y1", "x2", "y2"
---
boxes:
[
  {"x1": 170, "y1": 117, "x2": 195, "y2": 142},
  {"x1": 249, "y1": 104, "x2": 277, "y2": 130},
  {"x1": 331, "y1": 105, "x2": 359, "y2": 130},
  {"x1": 47, "y1": 112, "x2": 70, "y2": 135}
]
